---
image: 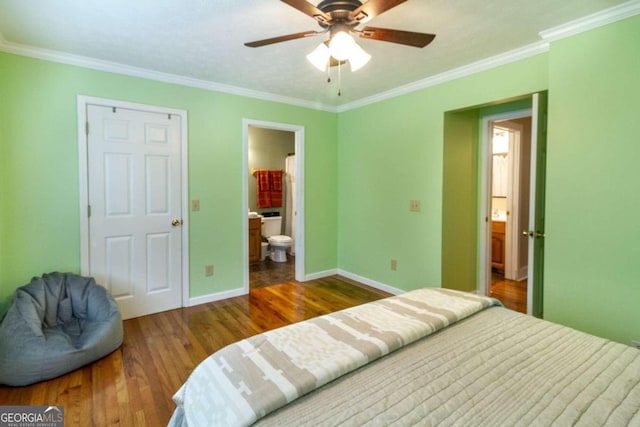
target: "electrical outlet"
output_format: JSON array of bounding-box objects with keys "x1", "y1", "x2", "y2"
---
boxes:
[
  {"x1": 410, "y1": 200, "x2": 421, "y2": 212},
  {"x1": 390, "y1": 259, "x2": 398, "y2": 271},
  {"x1": 192, "y1": 199, "x2": 200, "y2": 211},
  {"x1": 631, "y1": 340, "x2": 640, "y2": 350},
  {"x1": 205, "y1": 265, "x2": 214, "y2": 277}
]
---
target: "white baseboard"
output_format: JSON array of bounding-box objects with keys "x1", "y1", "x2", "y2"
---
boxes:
[
  {"x1": 187, "y1": 286, "x2": 248, "y2": 307},
  {"x1": 303, "y1": 269, "x2": 338, "y2": 281},
  {"x1": 517, "y1": 266, "x2": 528, "y2": 282},
  {"x1": 337, "y1": 269, "x2": 405, "y2": 295},
  {"x1": 186, "y1": 268, "x2": 404, "y2": 308}
]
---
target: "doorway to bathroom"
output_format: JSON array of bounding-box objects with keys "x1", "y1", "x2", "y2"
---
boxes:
[
  {"x1": 479, "y1": 92, "x2": 547, "y2": 317},
  {"x1": 484, "y1": 112, "x2": 532, "y2": 314},
  {"x1": 442, "y1": 92, "x2": 547, "y2": 318},
  {"x1": 242, "y1": 119, "x2": 305, "y2": 290}
]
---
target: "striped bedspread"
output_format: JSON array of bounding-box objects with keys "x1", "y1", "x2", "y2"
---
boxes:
[
  {"x1": 170, "y1": 288, "x2": 498, "y2": 427},
  {"x1": 256, "y1": 307, "x2": 640, "y2": 426}
]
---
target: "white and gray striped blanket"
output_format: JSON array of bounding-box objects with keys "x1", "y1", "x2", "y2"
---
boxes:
[{"x1": 170, "y1": 288, "x2": 498, "y2": 426}]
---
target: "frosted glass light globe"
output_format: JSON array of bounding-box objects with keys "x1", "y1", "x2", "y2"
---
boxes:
[{"x1": 329, "y1": 31, "x2": 355, "y2": 61}]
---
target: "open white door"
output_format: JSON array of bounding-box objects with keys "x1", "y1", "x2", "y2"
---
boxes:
[{"x1": 85, "y1": 104, "x2": 184, "y2": 319}]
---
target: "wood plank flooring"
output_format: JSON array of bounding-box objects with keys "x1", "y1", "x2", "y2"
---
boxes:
[
  {"x1": 249, "y1": 255, "x2": 295, "y2": 289},
  {"x1": 490, "y1": 277, "x2": 527, "y2": 313},
  {"x1": 0, "y1": 276, "x2": 391, "y2": 426}
]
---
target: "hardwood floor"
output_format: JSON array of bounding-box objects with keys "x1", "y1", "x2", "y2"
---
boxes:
[
  {"x1": 249, "y1": 255, "x2": 295, "y2": 289},
  {"x1": 490, "y1": 273, "x2": 527, "y2": 313},
  {"x1": 0, "y1": 276, "x2": 391, "y2": 426}
]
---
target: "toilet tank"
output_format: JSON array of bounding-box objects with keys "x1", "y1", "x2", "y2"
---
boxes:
[{"x1": 261, "y1": 216, "x2": 282, "y2": 237}]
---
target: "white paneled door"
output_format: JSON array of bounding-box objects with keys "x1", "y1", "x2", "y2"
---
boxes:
[{"x1": 87, "y1": 105, "x2": 183, "y2": 319}]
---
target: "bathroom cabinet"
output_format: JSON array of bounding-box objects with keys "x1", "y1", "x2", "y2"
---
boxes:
[
  {"x1": 491, "y1": 220, "x2": 505, "y2": 272},
  {"x1": 249, "y1": 217, "x2": 262, "y2": 263}
]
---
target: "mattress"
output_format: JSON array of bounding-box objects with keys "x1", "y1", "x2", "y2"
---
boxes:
[{"x1": 170, "y1": 289, "x2": 640, "y2": 426}]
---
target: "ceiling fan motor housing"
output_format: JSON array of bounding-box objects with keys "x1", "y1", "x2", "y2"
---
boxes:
[{"x1": 316, "y1": 0, "x2": 367, "y2": 29}]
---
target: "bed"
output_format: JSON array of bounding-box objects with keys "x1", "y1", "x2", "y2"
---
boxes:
[{"x1": 169, "y1": 288, "x2": 640, "y2": 426}]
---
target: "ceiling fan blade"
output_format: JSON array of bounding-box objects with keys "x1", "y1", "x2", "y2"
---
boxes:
[
  {"x1": 358, "y1": 27, "x2": 435, "y2": 48},
  {"x1": 245, "y1": 31, "x2": 320, "y2": 48},
  {"x1": 280, "y1": 0, "x2": 331, "y2": 24},
  {"x1": 349, "y1": 0, "x2": 407, "y2": 23}
]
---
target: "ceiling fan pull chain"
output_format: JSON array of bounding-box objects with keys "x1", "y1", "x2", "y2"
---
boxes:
[{"x1": 337, "y1": 61, "x2": 342, "y2": 96}]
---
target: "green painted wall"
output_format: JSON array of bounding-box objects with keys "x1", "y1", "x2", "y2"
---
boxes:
[
  {"x1": 337, "y1": 54, "x2": 549, "y2": 291},
  {"x1": 0, "y1": 55, "x2": 7, "y2": 287},
  {"x1": 440, "y1": 98, "x2": 533, "y2": 293},
  {"x1": 338, "y1": 16, "x2": 640, "y2": 344},
  {"x1": 442, "y1": 109, "x2": 479, "y2": 292},
  {"x1": 0, "y1": 52, "x2": 337, "y2": 309},
  {"x1": 2, "y1": 15, "x2": 638, "y2": 345},
  {"x1": 544, "y1": 15, "x2": 640, "y2": 344}
]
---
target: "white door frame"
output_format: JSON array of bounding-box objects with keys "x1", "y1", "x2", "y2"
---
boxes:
[
  {"x1": 496, "y1": 121, "x2": 524, "y2": 280},
  {"x1": 242, "y1": 119, "x2": 305, "y2": 290},
  {"x1": 77, "y1": 95, "x2": 190, "y2": 307},
  {"x1": 478, "y1": 108, "x2": 530, "y2": 299}
]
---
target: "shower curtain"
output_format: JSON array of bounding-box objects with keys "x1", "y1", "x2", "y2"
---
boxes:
[{"x1": 285, "y1": 154, "x2": 295, "y2": 255}]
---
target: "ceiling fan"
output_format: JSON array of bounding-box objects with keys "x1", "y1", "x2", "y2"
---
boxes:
[{"x1": 245, "y1": 0, "x2": 435, "y2": 73}]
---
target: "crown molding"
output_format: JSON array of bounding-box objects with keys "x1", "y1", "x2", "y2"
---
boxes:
[
  {"x1": 339, "y1": 0, "x2": 640, "y2": 112},
  {"x1": 0, "y1": 35, "x2": 339, "y2": 113},
  {"x1": 336, "y1": 41, "x2": 549, "y2": 113},
  {"x1": 2, "y1": 0, "x2": 638, "y2": 114},
  {"x1": 540, "y1": 0, "x2": 640, "y2": 42}
]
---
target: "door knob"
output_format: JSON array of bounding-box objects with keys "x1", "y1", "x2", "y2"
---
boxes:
[
  {"x1": 171, "y1": 218, "x2": 183, "y2": 227},
  {"x1": 523, "y1": 230, "x2": 545, "y2": 238}
]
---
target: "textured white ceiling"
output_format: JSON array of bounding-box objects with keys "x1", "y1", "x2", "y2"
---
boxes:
[{"x1": 0, "y1": 0, "x2": 634, "y2": 109}]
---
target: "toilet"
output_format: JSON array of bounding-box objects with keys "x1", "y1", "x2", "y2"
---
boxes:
[{"x1": 261, "y1": 216, "x2": 292, "y2": 262}]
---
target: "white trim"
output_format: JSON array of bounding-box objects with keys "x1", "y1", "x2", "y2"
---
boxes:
[
  {"x1": 242, "y1": 119, "x2": 306, "y2": 289},
  {"x1": 0, "y1": 37, "x2": 337, "y2": 113},
  {"x1": 478, "y1": 109, "x2": 531, "y2": 298},
  {"x1": 517, "y1": 266, "x2": 529, "y2": 282},
  {"x1": 526, "y1": 94, "x2": 541, "y2": 316},
  {"x1": 498, "y1": 121, "x2": 524, "y2": 281},
  {"x1": 304, "y1": 269, "x2": 339, "y2": 281},
  {"x1": 187, "y1": 268, "x2": 399, "y2": 307},
  {"x1": 336, "y1": 42, "x2": 549, "y2": 112},
  {"x1": 187, "y1": 287, "x2": 246, "y2": 307},
  {"x1": 77, "y1": 95, "x2": 190, "y2": 308},
  {"x1": 4, "y1": 2, "x2": 637, "y2": 113},
  {"x1": 540, "y1": 0, "x2": 640, "y2": 42},
  {"x1": 337, "y1": 269, "x2": 405, "y2": 295}
]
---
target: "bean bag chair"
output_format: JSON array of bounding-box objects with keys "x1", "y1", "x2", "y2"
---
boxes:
[{"x1": 0, "y1": 272, "x2": 123, "y2": 386}]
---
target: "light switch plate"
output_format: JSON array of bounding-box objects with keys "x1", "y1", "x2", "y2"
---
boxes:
[
  {"x1": 192, "y1": 199, "x2": 200, "y2": 211},
  {"x1": 205, "y1": 265, "x2": 214, "y2": 276},
  {"x1": 410, "y1": 200, "x2": 421, "y2": 212}
]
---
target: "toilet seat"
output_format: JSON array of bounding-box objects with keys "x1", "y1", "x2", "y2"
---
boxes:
[{"x1": 268, "y1": 235, "x2": 292, "y2": 246}]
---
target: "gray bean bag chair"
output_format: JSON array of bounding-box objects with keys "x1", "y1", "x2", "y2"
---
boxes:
[{"x1": 0, "y1": 272, "x2": 123, "y2": 386}]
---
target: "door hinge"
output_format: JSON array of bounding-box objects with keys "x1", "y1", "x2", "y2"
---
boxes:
[
  {"x1": 87, "y1": 205, "x2": 91, "y2": 217},
  {"x1": 85, "y1": 121, "x2": 90, "y2": 136}
]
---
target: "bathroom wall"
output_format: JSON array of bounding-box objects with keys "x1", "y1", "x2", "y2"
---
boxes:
[
  {"x1": 247, "y1": 126, "x2": 295, "y2": 220},
  {"x1": 491, "y1": 197, "x2": 507, "y2": 213}
]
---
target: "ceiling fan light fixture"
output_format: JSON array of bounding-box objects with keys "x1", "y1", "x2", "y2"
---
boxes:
[
  {"x1": 348, "y1": 42, "x2": 371, "y2": 71},
  {"x1": 306, "y1": 42, "x2": 331, "y2": 71},
  {"x1": 328, "y1": 30, "x2": 356, "y2": 61}
]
